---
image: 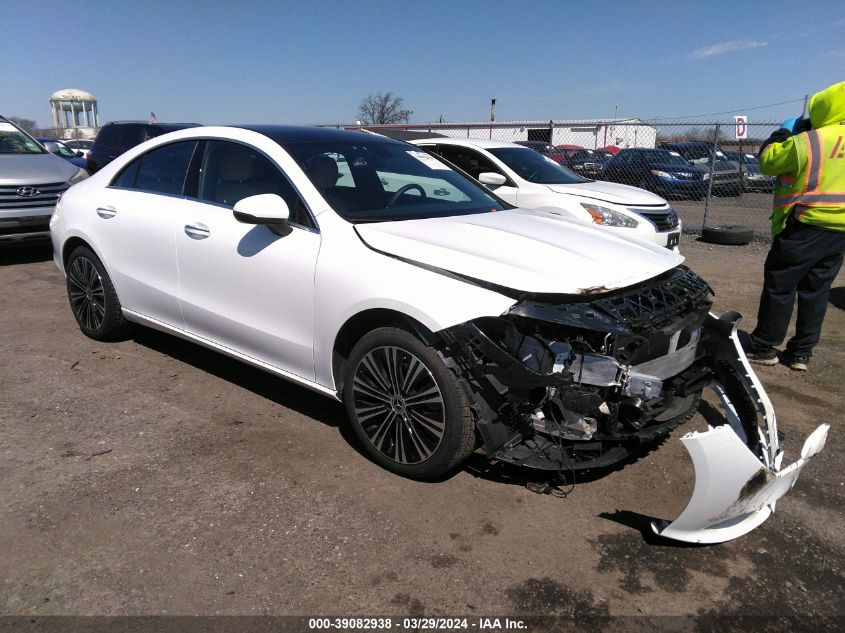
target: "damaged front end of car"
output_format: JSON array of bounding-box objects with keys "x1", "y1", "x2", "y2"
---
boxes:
[{"x1": 439, "y1": 265, "x2": 829, "y2": 544}]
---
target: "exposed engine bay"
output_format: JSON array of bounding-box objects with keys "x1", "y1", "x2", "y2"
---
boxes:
[{"x1": 440, "y1": 265, "x2": 829, "y2": 543}]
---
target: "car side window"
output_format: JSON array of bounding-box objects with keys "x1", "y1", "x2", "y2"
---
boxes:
[
  {"x1": 436, "y1": 146, "x2": 500, "y2": 180},
  {"x1": 129, "y1": 141, "x2": 197, "y2": 195},
  {"x1": 110, "y1": 141, "x2": 196, "y2": 194},
  {"x1": 198, "y1": 141, "x2": 314, "y2": 229}
]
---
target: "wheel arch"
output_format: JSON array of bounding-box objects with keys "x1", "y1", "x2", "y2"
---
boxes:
[
  {"x1": 61, "y1": 235, "x2": 94, "y2": 268},
  {"x1": 331, "y1": 308, "x2": 438, "y2": 396},
  {"x1": 61, "y1": 235, "x2": 127, "y2": 307}
]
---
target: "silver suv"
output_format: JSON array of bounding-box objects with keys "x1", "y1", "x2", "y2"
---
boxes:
[{"x1": 0, "y1": 117, "x2": 88, "y2": 243}]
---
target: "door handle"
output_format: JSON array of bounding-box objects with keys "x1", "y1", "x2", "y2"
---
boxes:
[
  {"x1": 96, "y1": 206, "x2": 117, "y2": 219},
  {"x1": 184, "y1": 223, "x2": 210, "y2": 240}
]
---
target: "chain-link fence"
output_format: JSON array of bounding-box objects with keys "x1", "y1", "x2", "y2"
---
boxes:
[{"x1": 318, "y1": 119, "x2": 781, "y2": 238}]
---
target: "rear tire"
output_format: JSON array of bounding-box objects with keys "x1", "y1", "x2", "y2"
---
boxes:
[
  {"x1": 343, "y1": 327, "x2": 474, "y2": 479},
  {"x1": 65, "y1": 245, "x2": 131, "y2": 341}
]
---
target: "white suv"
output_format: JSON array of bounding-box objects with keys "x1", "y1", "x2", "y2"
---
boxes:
[
  {"x1": 410, "y1": 138, "x2": 681, "y2": 250},
  {"x1": 50, "y1": 125, "x2": 826, "y2": 543}
]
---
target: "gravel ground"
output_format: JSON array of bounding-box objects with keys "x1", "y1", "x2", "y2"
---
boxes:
[{"x1": 1, "y1": 237, "x2": 843, "y2": 628}]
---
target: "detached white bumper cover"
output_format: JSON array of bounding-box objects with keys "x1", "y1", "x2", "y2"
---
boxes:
[{"x1": 653, "y1": 312, "x2": 830, "y2": 544}]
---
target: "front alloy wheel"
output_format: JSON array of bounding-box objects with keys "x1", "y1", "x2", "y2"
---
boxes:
[
  {"x1": 352, "y1": 345, "x2": 446, "y2": 465},
  {"x1": 344, "y1": 327, "x2": 474, "y2": 479}
]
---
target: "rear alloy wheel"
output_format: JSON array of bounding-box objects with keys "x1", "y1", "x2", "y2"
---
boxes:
[
  {"x1": 344, "y1": 327, "x2": 474, "y2": 479},
  {"x1": 66, "y1": 245, "x2": 131, "y2": 341}
]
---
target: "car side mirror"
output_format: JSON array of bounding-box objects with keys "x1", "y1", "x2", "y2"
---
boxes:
[
  {"x1": 478, "y1": 172, "x2": 507, "y2": 186},
  {"x1": 75, "y1": 150, "x2": 84, "y2": 157},
  {"x1": 233, "y1": 194, "x2": 290, "y2": 225}
]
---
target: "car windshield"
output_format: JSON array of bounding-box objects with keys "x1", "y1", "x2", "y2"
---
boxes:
[
  {"x1": 488, "y1": 147, "x2": 587, "y2": 184},
  {"x1": 645, "y1": 151, "x2": 691, "y2": 166},
  {"x1": 674, "y1": 145, "x2": 724, "y2": 164},
  {"x1": 0, "y1": 122, "x2": 45, "y2": 155},
  {"x1": 281, "y1": 140, "x2": 508, "y2": 222}
]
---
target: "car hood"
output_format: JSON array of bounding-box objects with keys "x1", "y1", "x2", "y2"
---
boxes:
[
  {"x1": 355, "y1": 208, "x2": 682, "y2": 295},
  {"x1": 0, "y1": 153, "x2": 79, "y2": 183},
  {"x1": 543, "y1": 180, "x2": 667, "y2": 206}
]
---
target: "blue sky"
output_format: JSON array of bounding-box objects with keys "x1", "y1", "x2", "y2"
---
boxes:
[{"x1": 2, "y1": 0, "x2": 843, "y2": 128}]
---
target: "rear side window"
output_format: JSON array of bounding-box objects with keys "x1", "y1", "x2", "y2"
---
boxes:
[
  {"x1": 94, "y1": 125, "x2": 119, "y2": 146},
  {"x1": 112, "y1": 141, "x2": 197, "y2": 195},
  {"x1": 118, "y1": 126, "x2": 145, "y2": 149}
]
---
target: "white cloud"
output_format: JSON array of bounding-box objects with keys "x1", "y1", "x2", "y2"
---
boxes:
[{"x1": 689, "y1": 40, "x2": 768, "y2": 59}]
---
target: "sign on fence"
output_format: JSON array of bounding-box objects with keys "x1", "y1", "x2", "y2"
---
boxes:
[{"x1": 735, "y1": 115, "x2": 748, "y2": 139}]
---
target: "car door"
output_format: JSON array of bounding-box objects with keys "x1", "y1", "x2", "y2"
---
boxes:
[
  {"x1": 175, "y1": 139, "x2": 320, "y2": 380},
  {"x1": 91, "y1": 140, "x2": 198, "y2": 327}
]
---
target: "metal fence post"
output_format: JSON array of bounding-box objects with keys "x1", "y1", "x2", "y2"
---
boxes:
[{"x1": 701, "y1": 123, "x2": 719, "y2": 231}]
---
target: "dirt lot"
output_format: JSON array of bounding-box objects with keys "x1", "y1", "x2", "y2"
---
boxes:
[{"x1": 1, "y1": 235, "x2": 843, "y2": 627}]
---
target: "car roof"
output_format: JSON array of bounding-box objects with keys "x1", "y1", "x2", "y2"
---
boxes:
[
  {"x1": 103, "y1": 120, "x2": 201, "y2": 127},
  {"x1": 232, "y1": 125, "x2": 406, "y2": 144},
  {"x1": 409, "y1": 137, "x2": 527, "y2": 150}
]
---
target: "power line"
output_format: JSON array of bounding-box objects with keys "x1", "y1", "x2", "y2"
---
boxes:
[{"x1": 647, "y1": 97, "x2": 805, "y2": 121}]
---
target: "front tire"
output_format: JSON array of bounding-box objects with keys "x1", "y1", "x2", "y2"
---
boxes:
[
  {"x1": 66, "y1": 245, "x2": 131, "y2": 341},
  {"x1": 343, "y1": 327, "x2": 474, "y2": 479}
]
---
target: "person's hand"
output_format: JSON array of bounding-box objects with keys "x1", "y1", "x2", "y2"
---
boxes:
[{"x1": 758, "y1": 129, "x2": 791, "y2": 157}]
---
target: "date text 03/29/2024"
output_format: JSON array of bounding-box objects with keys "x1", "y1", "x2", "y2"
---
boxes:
[{"x1": 308, "y1": 618, "x2": 527, "y2": 630}]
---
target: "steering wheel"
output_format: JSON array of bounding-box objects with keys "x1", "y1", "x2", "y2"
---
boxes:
[{"x1": 386, "y1": 183, "x2": 426, "y2": 207}]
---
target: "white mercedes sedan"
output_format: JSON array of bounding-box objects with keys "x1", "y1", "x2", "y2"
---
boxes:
[{"x1": 50, "y1": 125, "x2": 826, "y2": 544}]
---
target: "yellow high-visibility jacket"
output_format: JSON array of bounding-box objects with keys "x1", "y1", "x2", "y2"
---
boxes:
[{"x1": 761, "y1": 81, "x2": 845, "y2": 236}]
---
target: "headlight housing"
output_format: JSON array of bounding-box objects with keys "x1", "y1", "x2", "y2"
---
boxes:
[
  {"x1": 580, "y1": 203, "x2": 638, "y2": 228},
  {"x1": 67, "y1": 168, "x2": 88, "y2": 185},
  {"x1": 702, "y1": 173, "x2": 711, "y2": 181},
  {"x1": 651, "y1": 170, "x2": 672, "y2": 178}
]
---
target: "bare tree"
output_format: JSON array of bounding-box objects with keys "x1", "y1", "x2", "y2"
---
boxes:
[
  {"x1": 357, "y1": 92, "x2": 412, "y2": 125},
  {"x1": 8, "y1": 116, "x2": 37, "y2": 132}
]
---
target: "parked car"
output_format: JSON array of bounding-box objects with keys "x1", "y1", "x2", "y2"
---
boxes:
[
  {"x1": 514, "y1": 140, "x2": 567, "y2": 163},
  {"x1": 87, "y1": 120, "x2": 200, "y2": 174},
  {"x1": 658, "y1": 141, "x2": 742, "y2": 196},
  {"x1": 601, "y1": 148, "x2": 709, "y2": 199},
  {"x1": 0, "y1": 116, "x2": 88, "y2": 243},
  {"x1": 50, "y1": 124, "x2": 827, "y2": 544},
  {"x1": 561, "y1": 148, "x2": 610, "y2": 179},
  {"x1": 723, "y1": 150, "x2": 774, "y2": 192},
  {"x1": 64, "y1": 138, "x2": 95, "y2": 157},
  {"x1": 35, "y1": 137, "x2": 89, "y2": 170},
  {"x1": 411, "y1": 137, "x2": 681, "y2": 250}
]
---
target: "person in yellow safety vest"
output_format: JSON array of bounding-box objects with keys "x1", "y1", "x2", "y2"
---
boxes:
[{"x1": 743, "y1": 81, "x2": 845, "y2": 371}]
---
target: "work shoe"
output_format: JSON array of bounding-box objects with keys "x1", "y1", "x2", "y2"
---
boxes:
[
  {"x1": 744, "y1": 348, "x2": 779, "y2": 366},
  {"x1": 783, "y1": 353, "x2": 810, "y2": 372}
]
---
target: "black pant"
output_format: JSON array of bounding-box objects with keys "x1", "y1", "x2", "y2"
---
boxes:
[{"x1": 750, "y1": 219, "x2": 845, "y2": 357}]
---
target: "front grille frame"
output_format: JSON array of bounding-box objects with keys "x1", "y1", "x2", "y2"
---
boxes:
[{"x1": 0, "y1": 181, "x2": 69, "y2": 211}]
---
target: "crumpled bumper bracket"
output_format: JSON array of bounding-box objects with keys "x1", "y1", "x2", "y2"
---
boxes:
[{"x1": 652, "y1": 312, "x2": 830, "y2": 544}]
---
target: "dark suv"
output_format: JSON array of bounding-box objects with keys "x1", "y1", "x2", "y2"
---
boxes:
[{"x1": 87, "y1": 121, "x2": 200, "y2": 174}]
